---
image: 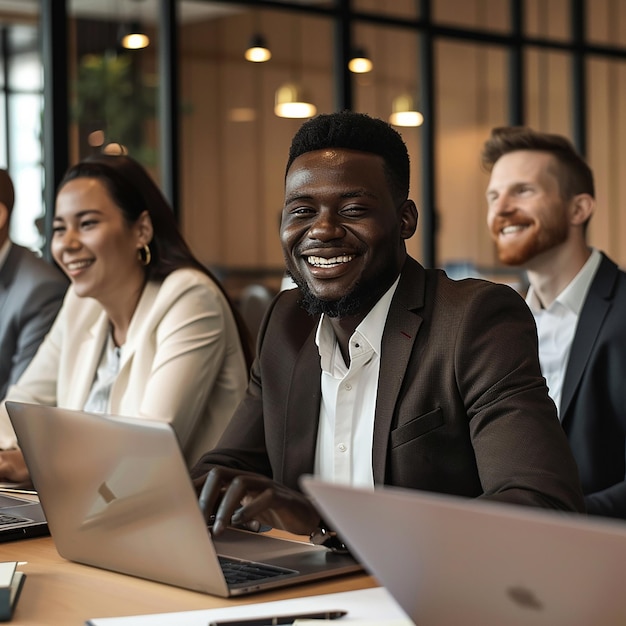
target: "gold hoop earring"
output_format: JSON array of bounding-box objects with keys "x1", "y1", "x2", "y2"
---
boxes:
[{"x1": 138, "y1": 244, "x2": 151, "y2": 266}]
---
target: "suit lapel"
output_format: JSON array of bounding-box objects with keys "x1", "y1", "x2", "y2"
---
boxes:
[
  {"x1": 0, "y1": 245, "x2": 19, "y2": 314},
  {"x1": 282, "y1": 326, "x2": 321, "y2": 489},
  {"x1": 117, "y1": 281, "x2": 159, "y2": 371},
  {"x1": 560, "y1": 255, "x2": 616, "y2": 421},
  {"x1": 372, "y1": 258, "x2": 425, "y2": 483},
  {"x1": 108, "y1": 281, "x2": 160, "y2": 410},
  {"x1": 0, "y1": 281, "x2": 8, "y2": 317},
  {"x1": 67, "y1": 310, "x2": 110, "y2": 408}
]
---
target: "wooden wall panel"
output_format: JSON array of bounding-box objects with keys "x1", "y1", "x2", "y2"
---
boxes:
[
  {"x1": 588, "y1": 58, "x2": 626, "y2": 265},
  {"x1": 180, "y1": 57, "x2": 223, "y2": 267},
  {"x1": 435, "y1": 40, "x2": 508, "y2": 269}
]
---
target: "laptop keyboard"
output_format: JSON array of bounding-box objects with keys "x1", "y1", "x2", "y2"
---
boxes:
[
  {"x1": 218, "y1": 555, "x2": 297, "y2": 586},
  {"x1": 0, "y1": 512, "x2": 30, "y2": 526}
]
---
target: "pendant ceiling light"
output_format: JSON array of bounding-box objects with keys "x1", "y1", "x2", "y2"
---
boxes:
[
  {"x1": 389, "y1": 94, "x2": 424, "y2": 127},
  {"x1": 244, "y1": 10, "x2": 271, "y2": 63},
  {"x1": 274, "y1": 83, "x2": 317, "y2": 119},
  {"x1": 119, "y1": 0, "x2": 150, "y2": 50},
  {"x1": 121, "y1": 23, "x2": 150, "y2": 50},
  {"x1": 245, "y1": 34, "x2": 271, "y2": 63},
  {"x1": 348, "y1": 48, "x2": 373, "y2": 74},
  {"x1": 274, "y1": 15, "x2": 316, "y2": 119}
]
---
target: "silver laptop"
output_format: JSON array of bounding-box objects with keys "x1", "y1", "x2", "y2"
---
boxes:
[
  {"x1": 5, "y1": 401, "x2": 361, "y2": 597},
  {"x1": 0, "y1": 491, "x2": 47, "y2": 542},
  {"x1": 301, "y1": 477, "x2": 626, "y2": 626}
]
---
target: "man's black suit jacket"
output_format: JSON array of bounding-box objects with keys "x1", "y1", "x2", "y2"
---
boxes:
[
  {"x1": 193, "y1": 257, "x2": 584, "y2": 513},
  {"x1": 561, "y1": 253, "x2": 626, "y2": 518}
]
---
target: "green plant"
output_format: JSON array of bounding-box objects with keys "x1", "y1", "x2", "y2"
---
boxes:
[{"x1": 73, "y1": 50, "x2": 157, "y2": 164}]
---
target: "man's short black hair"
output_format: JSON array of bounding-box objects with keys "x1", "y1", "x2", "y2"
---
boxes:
[{"x1": 286, "y1": 111, "x2": 411, "y2": 205}]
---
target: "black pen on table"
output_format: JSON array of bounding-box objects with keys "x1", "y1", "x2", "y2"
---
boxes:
[{"x1": 208, "y1": 609, "x2": 347, "y2": 626}]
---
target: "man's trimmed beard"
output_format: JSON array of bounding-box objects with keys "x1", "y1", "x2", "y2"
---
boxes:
[
  {"x1": 496, "y1": 218, "x2": 569, "y2": 267},
  {"x1": 285, "y1": 269, "x2": 364, "y2": 318}
]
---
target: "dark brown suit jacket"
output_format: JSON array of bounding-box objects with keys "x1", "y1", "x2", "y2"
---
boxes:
[{"x1": 193, "y1": 257, "x2": 584, "y2": 513}]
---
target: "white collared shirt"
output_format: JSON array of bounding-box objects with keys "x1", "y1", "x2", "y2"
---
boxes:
[
  {"x1": 526, "y1": 248, "x2": 601, "y2": 417},
  {"x1": 314, "y1": 276, "x2": 400, "y2": 487}
]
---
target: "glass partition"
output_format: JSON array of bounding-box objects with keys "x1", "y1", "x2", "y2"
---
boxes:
[{"x1": 0, "y1": 22, "x2": 43, "y2": 250}]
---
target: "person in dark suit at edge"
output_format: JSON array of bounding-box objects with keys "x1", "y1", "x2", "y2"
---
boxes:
[
  {"x1": 192, "y1": 111, "x2": 585, "y2": 545},
  {"x1": 483, "y1": 126, "x2": 626, "y2": 519},
  {"x1": 0, "y1": 168, "x2": 67, "y2": 400}
]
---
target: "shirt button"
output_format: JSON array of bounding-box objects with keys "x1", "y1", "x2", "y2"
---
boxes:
[
  {"x1": 344, "y1": 383, "x2": 352, "y2": 391},
  {"x1": 338, "y1": 443, "x2": 347, "y2": 452}
]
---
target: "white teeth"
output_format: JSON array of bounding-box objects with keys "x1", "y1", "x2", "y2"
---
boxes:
[
  {"x1": 307, "y1": 255, "x2": 355, "y2": 267},
  {"x1": 501, "y1": 225, "x2": 526, "y2": 235},
  {"x1": 66, "y1": 260, "x2": 93, "y2": 271}
]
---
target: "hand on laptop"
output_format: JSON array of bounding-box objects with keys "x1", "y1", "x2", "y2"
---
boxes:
[
  {"x1": 0, "y1": 449, "x2": 30, "y2": 483},
  {"x1": 198, "y1": 467, "x2": 321, "y2": 537}
]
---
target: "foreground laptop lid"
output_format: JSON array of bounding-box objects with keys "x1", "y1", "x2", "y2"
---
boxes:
[
  {"x1": 8, "y1": 401, "x2": 228, "y2": 594},
  {"x1": 301, "y1": 476, "x2": 626, "y2": 626},
  {"x1": 6, "y1": 402, "x2": 360, "y2": 597}
]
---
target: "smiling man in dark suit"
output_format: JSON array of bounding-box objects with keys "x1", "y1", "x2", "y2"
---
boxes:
[
  {"x1": 192, "y1": 112, "x2": 584, "y2": 541},
  {"x1": 483, "y1": 126, "x2": 626, "y2": 519},
  {"x1": 0, "y1": 169, "x2": 67, "y2": 404}
]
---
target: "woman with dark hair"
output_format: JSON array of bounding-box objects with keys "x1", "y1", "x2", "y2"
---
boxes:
[{"x1": 0, "y1": 154, "x2": 251, "y2": 482}]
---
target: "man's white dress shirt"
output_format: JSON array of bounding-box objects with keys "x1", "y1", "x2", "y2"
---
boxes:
[
  {"x1": 314, "y1": 276, "x2": 400, "y2": 487},
  {"x1": 526, "y1": 248, "x2": 601, "y2": 417}
]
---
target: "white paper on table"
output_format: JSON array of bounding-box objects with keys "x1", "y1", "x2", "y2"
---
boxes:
[{"x1": 85, "y1": 587, "x2": 414, "y2": 626}]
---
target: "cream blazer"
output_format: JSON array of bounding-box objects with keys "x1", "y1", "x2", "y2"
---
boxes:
[{"x1": 0, "y1": 268, "x2": 248, "y2": 466}]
